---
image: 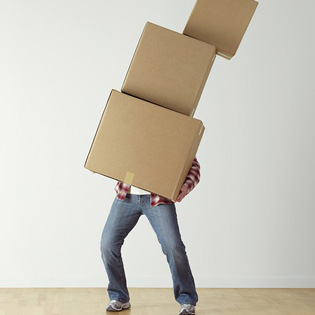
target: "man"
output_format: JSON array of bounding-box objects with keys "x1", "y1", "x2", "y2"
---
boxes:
[{"x1": 100, "y1": 157, "x2": 200, "y2": 315}]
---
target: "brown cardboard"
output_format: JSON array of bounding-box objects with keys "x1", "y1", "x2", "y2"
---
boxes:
[
  {"x1": 122, "y1": 22, "x2": 216, "y2": 117},
  {"x1": 84, "y1": 90, "x2": 205, "y2": 200},
  {"x1": 183, "y1": 0, "x2": 258, "y2": 59}
]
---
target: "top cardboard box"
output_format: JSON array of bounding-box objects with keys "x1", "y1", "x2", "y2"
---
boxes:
[
  {"x1": 122, "y1": 22, "x2": 216, "y2": 117},
  {"x1": 183, "y1": 0, "x2": 258, "y2": 59}
]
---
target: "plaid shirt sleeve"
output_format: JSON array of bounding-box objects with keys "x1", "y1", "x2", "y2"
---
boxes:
[{"x1": 183, "y1": 156, "x2": 200, "y2": 194}]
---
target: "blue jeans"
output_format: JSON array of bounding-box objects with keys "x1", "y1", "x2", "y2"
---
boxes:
[{"x1": 100, "y1": 193, "x2": 198, "y2": 306}]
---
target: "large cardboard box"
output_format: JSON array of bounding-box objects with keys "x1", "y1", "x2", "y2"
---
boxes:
[
  {"x1": 183, "y1": 0, "x2": 258, "y2": 60},
  {"x1": 122, "y1": 22, "x2": 216, "y2": 117},
  {"x1": 84, "y1": 90, "x2": 205, "y2": 200}
]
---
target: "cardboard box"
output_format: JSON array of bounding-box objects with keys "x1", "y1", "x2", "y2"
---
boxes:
[
  {"x1": 84, "y1": 90, "x2": 205, "y2": 200},
  {"x1": 183, "y1": 0, "x2": 258, "y2": 59},
  {"x1": 122, "y1": 22, "x2": 216, "y2": 117}
]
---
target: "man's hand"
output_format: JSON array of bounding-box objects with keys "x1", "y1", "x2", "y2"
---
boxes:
[{"x1": 172, "y1": 185, "x2": 189, "y2": 203}]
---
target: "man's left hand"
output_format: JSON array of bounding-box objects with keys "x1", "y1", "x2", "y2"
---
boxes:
[{"x1": 172, "y1": 185, "x2": 189, "y2": 203}]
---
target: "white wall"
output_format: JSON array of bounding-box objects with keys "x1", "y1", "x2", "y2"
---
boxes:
[{"x1": 1, "y1": 0, "x2": 314, "y2": 288}]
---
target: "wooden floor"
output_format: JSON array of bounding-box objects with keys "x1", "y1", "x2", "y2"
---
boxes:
[{"x1": 0, "y1": 288, "x2": 314, "y2": 315}]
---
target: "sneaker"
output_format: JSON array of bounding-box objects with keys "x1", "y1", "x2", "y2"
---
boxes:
[
  {"x1": 106, "y1": 300, "x2": 131, "y2": 312},
  {"x1": 179, "y1": 304, "x2": 195, "y2": 315}
]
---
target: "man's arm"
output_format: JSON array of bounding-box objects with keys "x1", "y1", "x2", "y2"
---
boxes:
[{"x1": 175, "y1": 156, "x2": 201, "y2": 202}]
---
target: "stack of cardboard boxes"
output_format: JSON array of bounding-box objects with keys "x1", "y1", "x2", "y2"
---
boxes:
[{"x1": 84, "y1": 0, "x2": 258, "y2": 200}]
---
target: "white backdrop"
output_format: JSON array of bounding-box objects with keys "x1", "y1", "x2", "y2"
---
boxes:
[{"x1": 1, "y1": 0, "x2": 314, "y2": 288}]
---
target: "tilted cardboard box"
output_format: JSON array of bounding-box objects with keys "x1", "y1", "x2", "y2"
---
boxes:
[
  {"x1": 183, "y1": 0, "x2": 258, "y2": 59},
  {"x1": 84, "y1": 90, "x2": 205, "y2": 200},
  {"x1": 122, "y1": 22, "x2": 216, "y2": 117}
]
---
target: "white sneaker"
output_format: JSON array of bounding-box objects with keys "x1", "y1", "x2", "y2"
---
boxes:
[
  {"x1": 179, "y1": 303, "x2": 195, "y2": 315},
  {"x1": 106, "y1": 300, "x2": 131, "y2": 312}
]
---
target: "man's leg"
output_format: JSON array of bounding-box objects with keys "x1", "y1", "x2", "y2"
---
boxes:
[
  {"x1": 141, "y1": 196, "x2": 198, "y2": 306},
  {"x1": 100, "y1": 195, "x2": 142, "y2": 303}
]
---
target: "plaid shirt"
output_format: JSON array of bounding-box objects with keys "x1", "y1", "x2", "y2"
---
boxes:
[{"x1": 114, "y1": 157, "x2": 200, "y2": 207}]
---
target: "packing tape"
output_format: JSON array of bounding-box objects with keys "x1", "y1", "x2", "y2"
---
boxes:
[{"x1": 124, "y1": 171, "x2": 134, "y2": 185}]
